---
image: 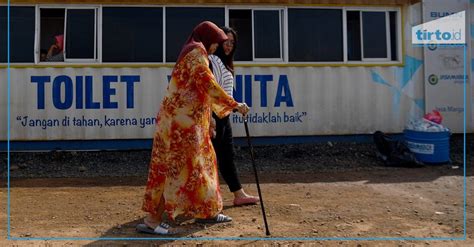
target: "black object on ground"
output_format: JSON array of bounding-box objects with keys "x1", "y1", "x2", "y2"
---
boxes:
[
  {"x1": 244, "y1": 117, "x2": 271, "y2": 236},
  {"x1": 373, "y1": 131, "x2": 424, "y2": 167}
]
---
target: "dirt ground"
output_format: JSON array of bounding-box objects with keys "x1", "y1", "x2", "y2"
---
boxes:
[{"x1": 1, "y1": 166, "x2": 473, "y2": 246}]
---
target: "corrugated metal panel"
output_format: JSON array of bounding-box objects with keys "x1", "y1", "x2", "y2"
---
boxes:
[
  {"x1": 229, "y1": 65, "x2": 425, "y2": 136},
  {"x1": 1, "y1": 62, "x2": 428, "y2": 141}
]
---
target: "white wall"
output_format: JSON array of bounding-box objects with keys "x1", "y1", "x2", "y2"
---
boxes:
[{"x1": 4, "y1": 3, "x2": 471, "y2": 142}]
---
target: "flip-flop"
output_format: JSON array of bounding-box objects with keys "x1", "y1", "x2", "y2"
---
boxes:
[
  {"x1": 195, "y1": 213, "x2": 232, "y2": 224},
  {"x1": 136, "y1": 222, "x2": 174, "y2": 235}
]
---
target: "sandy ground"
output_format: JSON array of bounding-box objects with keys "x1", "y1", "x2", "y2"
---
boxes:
[{"x1": 0, "y1": 166, "x2": 472, "y2": 246}]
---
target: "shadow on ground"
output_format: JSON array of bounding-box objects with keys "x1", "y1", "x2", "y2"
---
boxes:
[
  {"x1": 84, "y1": 217, "x2": 232, "y2": 246},
  {"x1": 4, "y1": 164, "x2": 472, "y2": 189}
]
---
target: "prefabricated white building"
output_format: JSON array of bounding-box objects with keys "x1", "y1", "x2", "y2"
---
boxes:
[{"x1": 0, "y1": 0, "x2": 472, "y2": 150}]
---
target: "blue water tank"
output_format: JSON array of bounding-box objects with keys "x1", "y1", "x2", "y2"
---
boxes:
[{"x1": 403, "y1": 129, "x2": 450, "y2": 164}]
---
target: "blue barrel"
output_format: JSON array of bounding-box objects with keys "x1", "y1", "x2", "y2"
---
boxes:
[{"x1": 403, "y1": 129, "x2": 450, "y2": 164}]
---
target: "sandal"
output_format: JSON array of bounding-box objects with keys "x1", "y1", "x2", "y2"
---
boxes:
[
  {"x1": 195, "y1": 213, "x2": 232, "y2": 224},
  {"x1": 136, "y1": 222, "x2": 176, "y2": 235}
]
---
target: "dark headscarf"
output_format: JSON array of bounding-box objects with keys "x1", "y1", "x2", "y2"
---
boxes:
[{"x1": 176, "y1": 21, "x2": 228, "y2": 63}]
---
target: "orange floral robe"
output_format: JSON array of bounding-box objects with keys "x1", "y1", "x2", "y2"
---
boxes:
[{"x1": 142, "y1": 47, "x2": 238, "y2": 220}]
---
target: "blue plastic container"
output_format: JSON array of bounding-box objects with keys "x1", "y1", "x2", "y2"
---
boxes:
[{"x1": 403, "y1": 129, "x2": 450, "y2": 164}]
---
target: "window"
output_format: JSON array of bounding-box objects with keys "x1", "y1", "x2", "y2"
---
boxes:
[
  {"x1": 347, "y1": 11, "x2": 361, "y2": 61},
  {"x1": 0, "y1": 6, "x2": 35, "y2": 63},
  {"x1": 65, "y1": 9, "x2": 96, "y2": 60},
  {"x1": 229, "y1": 10, "x2": 252, "y2": 61},
  {"x1": 362, "y1": 12, "x2": 387, "y2": 59},
  {"x1": 229, "y1": 9, "x2": 283, "y2": 61},
  {"x1": 288, "y1": 9, "x2": 343, "y2": 62},
  {"x1": 1, "y1": 5, "x2": 401, "y2": 65},
  {"x1": 254, "y1": 10, "x2": 281, "y2": 59},
  {"x1": 347, "y1": 10, "x2": 398, "y2": 61},
  {"x1": 389, "y1": 11, "x2": 398, "y2": 61},
  {"x1": 102, "y1": 7, "x2": 163, "y2": 62},
  {"x1": 165, "y1": 7, "x2": 224, "y2": 62},
  {"x1": 40, "y1": 7, "x2": 97, "y2": 62},
  {"x1": 40, "y1": 8, "x2": 64, "y2": 62}
]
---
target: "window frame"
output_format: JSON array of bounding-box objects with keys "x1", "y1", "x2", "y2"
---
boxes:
[
  {"x1": 37, "y1": 5, "x2": 99, "y2": 64},
  {"x1": 1, "y1": 4, "x2": 403, "y2": 66},
  {"x1": 287, "y1": 6, "x2": 345, "y2": 64},
  {"x1": 37, "y1": 5, "x2": 66, "y2": 64},
  {"x1": 227, "y1": 6, "x2": 285, "y2": 63},
  {"x1": 164, "y1": 5, "x2": 226, "y2": 63},
  {"x1": 63, "y1": 7, "x2": 99, "y2": 63},
  {"x1": 252, "y1": 8, "x2": 284, "y2": 62},
  {"x1": 360, "y1": 10, "x2": 391, "y2": 62},
  {"x1": 101, "y1": 5, "x2": 165, "y2": 63},
  {"x1": 0, "y1": 4, "x2": 37, "y2": 64},
  {"x1": 227, "y1": 8, "x2": 253, "y2": 61},
  {"x1": 0, "y1": 3, "x2": 38, "y2": 63},
  {"x1": 344, "y1": 6, "x2": 402, "y2": 64}
]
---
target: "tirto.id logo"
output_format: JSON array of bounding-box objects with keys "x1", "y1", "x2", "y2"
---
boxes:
[
  {"x1": 412, "y1": 11, "x2": 465, "y2": 45},
  {"x1": 415, "y1": 29, "x2": 462, "y2": 42}
]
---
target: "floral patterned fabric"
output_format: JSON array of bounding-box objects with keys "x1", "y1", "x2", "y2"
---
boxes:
[{"x1": 142, "y1": 47, "x2": 238, "y2": 220}]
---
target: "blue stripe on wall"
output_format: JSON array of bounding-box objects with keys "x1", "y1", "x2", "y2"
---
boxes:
[{"x1": 0, "y1": 135, "x2": 402, "y2": 151}]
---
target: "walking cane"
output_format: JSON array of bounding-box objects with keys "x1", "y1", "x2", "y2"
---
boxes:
[{"x1": 243, "y1": 116, "x2": 271, "y2": 236}]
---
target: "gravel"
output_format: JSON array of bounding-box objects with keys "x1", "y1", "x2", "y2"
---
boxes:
[{"x1": 1, "y1": 134, "x2": 471, "y2": 179}]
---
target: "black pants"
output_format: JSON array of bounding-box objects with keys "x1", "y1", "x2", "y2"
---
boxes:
[{"x1": 212, "y1": 113, "x2": 242, "y2": 192}]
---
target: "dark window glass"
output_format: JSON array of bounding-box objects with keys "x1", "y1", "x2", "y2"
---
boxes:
[
  {"x1": 0, "y1": 7, "x2": 35, "y2": 63},
  {"x1": 66, "y1": 9, "x2": 95, "y2": 59},
  {"x1": 389, "y1": 11, "x2": 398, "y2": 61},
  {"x1": 166, "y1": 7, "x2": 224, "y2": 62},
  {"x1": 103, "y1": 7, "x2": 162, "y2": 62},
  {"x1": 254, "y1": 10, "x2": 281, "y2": 59},
  {"x1": 362, "y1": 12, "x2": 387, "y2": 59},
  {"x1": 347, "y1": 11, "x2": 361, "y2": 61},
  {"x1": 229, "y1": 10, "x2": 252, "y2": 61},
  {"x1": 288, "y1": 9, "x2": 343, "y2": 62}
]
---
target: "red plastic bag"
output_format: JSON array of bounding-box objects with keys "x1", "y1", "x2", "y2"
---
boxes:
[{"x1": 423, "y1": 110, "x2": 443, "y2": 124}]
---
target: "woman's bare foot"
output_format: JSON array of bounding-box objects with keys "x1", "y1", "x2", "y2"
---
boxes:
[{"x1": 233, "y1": 189, "x2": 259, "y2": 206}]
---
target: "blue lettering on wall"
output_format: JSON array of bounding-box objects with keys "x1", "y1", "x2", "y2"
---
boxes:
[
  {"x1": 103, "y1": 75, "x2": 118, "y2": 109},
  {"x1": 233, "y1": 75, "x2": 243, "y2": 104},
  {"x1": 85, "y1": 76, "x2": 100, "y2": 109},
  {"x1": 274, "y1": 75, "x2": 293, "y2": 107},
  {"x1": 53, "y1": 75, "x2": 73, "y2": 110},
  {"x1": 245, "y1": 75, "x2": 252, "y2": 106},
  {"x1": 430, "y1": 12, "x2": 455, "y2": 18},
  {"x1": 31, "y1": 76, "x2": 50, "y2": 109},
  {"x1": 76, "y1": 76, "x2": 83, "y2": 109},
  {"x1": 122, "y1": 75, "x2": 140, "y2": 108},
  {"x1": 234, "y1": 74, "x2": 294, "y2": 108},
  {"x1": 16, "y1": 115, "x2": 158, "y2": 129},
  {"x1": 255, "y1": 75, "x2": 272, "y2": 107},
  {"x1": 30, "y1": 75, "x2": 141, "y2": 110},
  {"x1": 233, "y1": 75, "x2": 253, "y2": 106}
]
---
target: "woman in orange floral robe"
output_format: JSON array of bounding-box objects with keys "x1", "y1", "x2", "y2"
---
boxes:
[{"x1": 140, "y1": 21, "x2": 249, "y2": 234}]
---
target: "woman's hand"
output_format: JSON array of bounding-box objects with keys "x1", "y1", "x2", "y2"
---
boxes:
[
  {"x1": 209, "y1": 116, "x2": 216, "y2": 139},
  {"x1": 235, "y1": 102, "x2": 249, "y2": 116},
  {"x1": 47, "y1": 44, "x2": 59, "y2": 58}
]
